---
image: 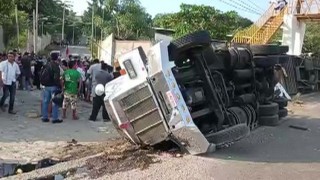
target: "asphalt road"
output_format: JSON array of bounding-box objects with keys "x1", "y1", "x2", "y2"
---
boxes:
[
  {"x1": 210, "y1": 92, "x2": 320, "y2": 163},
  {"x1": 1, "y1": 89, "x2": 320, "y2": 179}
]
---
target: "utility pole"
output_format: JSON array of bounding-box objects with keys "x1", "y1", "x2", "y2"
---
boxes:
[
  {"x1": 27, "y1": 28, "x2": 30, "y2": 51},
  {"x1": 35, "y1": 0, "x2": 38, "y2": 53},
  {"x1": 91, "y1": 4, "x2": 94, "y2": 58},
  {"x1": 33, "y1": 10, "x2": 36, "y2": 53},
  {"x1": 101, "y1": 6, "x2": 104, "y2": 41},
  {"x1": 72, "y1": 25, "x2": 75, "y2": 45},
  {"x1": 14, "y1": 3, "x2": 20, "y2": 51},
  {"x1": 41, "y1": 21, "x2": 44, "y2": 36},
  {"x1": 62, "y1": 1, "x2": 66, "y2": 43}
]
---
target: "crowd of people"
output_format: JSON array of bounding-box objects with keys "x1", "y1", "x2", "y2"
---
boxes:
[{"x1": 0, "y1": 50, "x2": 120, "y2": 123}]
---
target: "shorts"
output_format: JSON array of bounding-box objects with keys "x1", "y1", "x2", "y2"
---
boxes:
[{"x1": 62, "y1": 93, "x2": 78, "y2": 110}]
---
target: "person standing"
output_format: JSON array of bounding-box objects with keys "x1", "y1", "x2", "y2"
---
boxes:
[
  {"x1": 76, "y1": 60, "x2": 86, "y2": 99},
  {"x1": 89, "y1": 62, "x2": 113, "y2": 121},
  {"x1": 41, "y1": 53, "x2": 61, "y2": 123},
  {"x1": 21, "y1": 52, "x2": 33, "y2": 91},
  {"x1": 61, "y1": 60, "x2": 81, "y2": 120},
  {"x1": 0, "y1": 51, "x2": 21, "y2": 114},
  {"x1": 86, "y1": 59, "x2": 100, "y2": 102},
  {"x1": 33, "y1": 57, "x2": 44, "y2": 90}
]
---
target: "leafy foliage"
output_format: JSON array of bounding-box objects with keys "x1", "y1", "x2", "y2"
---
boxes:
[
  {"x1": 82, "y1": 0, "x2": 153, "y2": 40},
  {"x1": 303, "y1": 23, "x2": 320, "y2": 54},
  {"x1": 153, "y1": 4, "x2": 252, "y2": 39},
  {"x1": 0, "y1": 0, "x2": 83, "y2": 50}
]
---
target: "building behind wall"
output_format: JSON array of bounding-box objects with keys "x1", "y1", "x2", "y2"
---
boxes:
[
  {"x1": 99, "y1": 27, "x2": 175, "y2": 66},
  {"x1": 153, "y1": 27, "x2": 175, "y2": 42}
]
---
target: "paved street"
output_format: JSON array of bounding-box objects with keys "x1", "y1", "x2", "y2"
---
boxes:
[
  {"x1": 103, "y1": 93, "x2": 320, "y2": 180},
  {"x1": 0, "y1": 89, "x2": 118, "y2": 162},
  {"x1": 2, "y1": 90, "x2": 320, "y2": 179},
  {"x1": 212, "y1": 93, "x2": 320, "y2": 163}
]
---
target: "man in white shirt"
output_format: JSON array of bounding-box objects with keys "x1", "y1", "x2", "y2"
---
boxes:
[{"x1": 0, "y1": 51, "x2": 21, "y2": 114}]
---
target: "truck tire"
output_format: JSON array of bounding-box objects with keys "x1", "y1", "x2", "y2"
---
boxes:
[
  {"x1": 247, "y1": 104, "x2": 258, "y2": 129},
  {"x1": 237, "y1": 93, "x2": 256, "y2": 104},
  {"x1": 228, "y1": 107, "x2": 248, "y2": 124},
  {"x1": 279, "y1": 108, "x2": 288, "y2": 118},
  {"x1": 259, "y1": 102, "x2": 279, "y2": 116},
  {"x1": 253, "y1": 56, "x2": 279, "y2": 67},
  {"x1": 259, "y1": 114, "x2": 279, "y2": 126},
  {"x1": 279, "y1": 45, "x2": 289, "y2": 54},
  {"x1": 273, "y1": 97, "x2": 288, "y2": 109},
  {"x1": 278, "y1": 55, "x2": 290, "y2": 64},
  {"x1": 235, "y1": 48, "x2": 252, "y2": 69},
  {"x1": 205, "y1": 123, "x2": 250, "y2": 147},
  {"x1": 241, "y1": 106, "x2": 252, "y2": 127},
  {"x1": 250, "y1": 45, "x2": 280, "y2": 55},
  {"x1": 233, "y1": 69, "x2": 253, "y2": 80},
  {"x1": 168, "y1": 31, "x2": 211, "y2": 60}
]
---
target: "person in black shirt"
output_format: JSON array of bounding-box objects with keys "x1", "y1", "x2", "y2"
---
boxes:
[
  {"x1": 41, "y1": 53, "x2": 62, "y2": 123},
  {"x1": 21, "y1": 52, "x2": 33, "y2": 91},
  {"x1": 33, "y1": 57, "x2": 44, "y2": 90}
]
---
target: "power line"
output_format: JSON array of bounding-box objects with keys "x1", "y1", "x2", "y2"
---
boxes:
[
  {"x1": 247, "y1": 0, "x2": 266, "y2": 12},
  {"x1": 219, "y1": 0, "x2": 261, "y2": 15},
  {"x1": 229, "y1": 0, "x2": 262, "y2": 15},
  {"x1": 238, "y1": 0, "x2": 265, "y2": 13}
]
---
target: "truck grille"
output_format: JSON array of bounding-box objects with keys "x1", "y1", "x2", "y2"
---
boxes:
[
  {"x1": 120, "y1": 86, "x2": 151, "y2": 108},
  {"x1": 119, "y1": 85, "x2": 168, "y2": 145}
]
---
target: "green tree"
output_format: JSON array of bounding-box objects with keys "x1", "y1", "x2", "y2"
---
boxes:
[
  {"x1": 0, "y1": 0, "x2": 83, "y2": 50},
  {"x1": 82, "y1": 0, "x2": 153, "y2": 40},
  {"x1": 153, "y1": 4, "x2": 252, "y2": 39},
  {"x1": 303, "y1": 23, "x2": 320, "y2": 54}
]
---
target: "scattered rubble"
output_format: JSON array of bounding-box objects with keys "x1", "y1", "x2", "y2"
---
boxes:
[
  {"x1": 85, "y1": 139, "x2": 158, "y2": 178},
  {"x1": 289, "y1": 125, "x2": 310, "y2": 131}
]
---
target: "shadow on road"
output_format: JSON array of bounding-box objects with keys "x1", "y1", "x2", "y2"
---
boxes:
[{"x1": 207, "y1": 115, "x2": 320, "y2": 163}]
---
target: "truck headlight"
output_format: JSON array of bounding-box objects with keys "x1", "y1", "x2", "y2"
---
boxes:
[{"x1": 123, "y1": 59, "x2": 137, "y2": 79}]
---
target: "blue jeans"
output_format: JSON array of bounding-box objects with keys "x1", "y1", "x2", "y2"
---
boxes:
[
  {"x1": 0, "y1": 82, "x2": 16, "y2": 112},
  {"x1": 22, "y1": 76, "x2": 31, "y2": 91},
  {"x1": 42, "y1": 86, "x2": 59, "y2": 120}
]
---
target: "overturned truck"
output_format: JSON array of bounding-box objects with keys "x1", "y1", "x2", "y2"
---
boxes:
[{"x1": 103, "y1": 31, "x2": 289, "y2": 155}]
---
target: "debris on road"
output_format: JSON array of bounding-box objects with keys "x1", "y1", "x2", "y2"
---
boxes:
[
  {"x1": 289, "y1": 125, "x2": 310, "y2": 131},
  {"x1": 85, "y1": 139, "x2": 158, "y2": 179}
]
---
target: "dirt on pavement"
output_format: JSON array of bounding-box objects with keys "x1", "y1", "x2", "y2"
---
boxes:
[
  {"x1": 0, "y1": 90, "x2": 118, "y2": 163},
  {"x1": 85, "y1": 139, "x2": 157, "y2": 179},
  {"x1": 2, "y1": 90, "x2": 320, "y2": 180}
]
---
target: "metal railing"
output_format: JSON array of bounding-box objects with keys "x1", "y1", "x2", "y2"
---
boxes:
[
  {"x1": 232, "y1": 4, "x2": 275, "y2": 44},
  {"x1": 249, "y1": 6, "x2": 287, "y2": 44}
]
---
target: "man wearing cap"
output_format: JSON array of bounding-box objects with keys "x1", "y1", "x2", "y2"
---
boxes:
[{"x1": 0, "y1": 51, "x2": 21, "y2": 114}]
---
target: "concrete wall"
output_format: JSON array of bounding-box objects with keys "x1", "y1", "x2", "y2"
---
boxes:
[
  {"x1": 155, "y1": 32, "x2": 173, "y2": 42},
  {"x1": 99, "y1": 33, "x2": 152, "y2": 66},
  {"x1": 0, "y1": 26, "x2": 5, "y2": 51},
  {"x1": 282, "y1": 14, "x2": 306, "y2": 56},
  {"x1": 27, "y1": 33, "x2": 52, "y2": 53},
  {"x1": 0, "y1": 26, "x2": 51, "y2": 53},
  {"x1": 99, "y1": 34, "x2": 115, "y2": 65}
]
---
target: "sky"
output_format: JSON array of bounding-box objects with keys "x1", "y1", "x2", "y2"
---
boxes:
[{"x1": 70, "y1": 0, "x2": 271, "y2": 21}]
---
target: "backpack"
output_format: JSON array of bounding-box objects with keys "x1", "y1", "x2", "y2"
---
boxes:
[{"x1": 40, "y1": 64, "x2": 53, "y2": 86}]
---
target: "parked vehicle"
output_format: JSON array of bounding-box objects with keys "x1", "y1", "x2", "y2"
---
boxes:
[
  {"x1": 102, "y1": 31, "x2": 290, "y2": 155},
  {"x1": 49, "y1": 50, "x2": 61, "y2": 58}
]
